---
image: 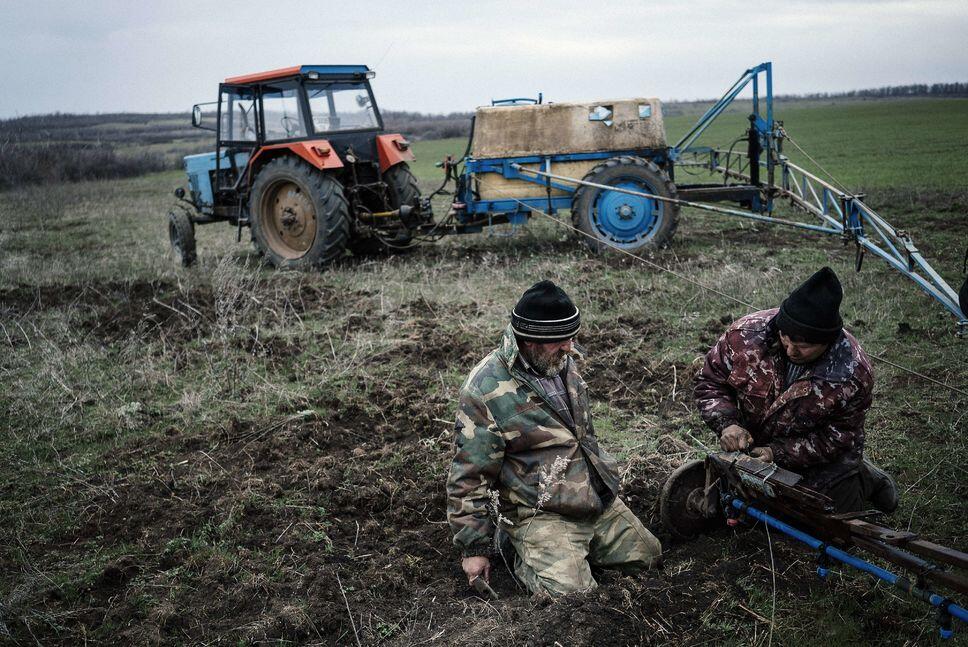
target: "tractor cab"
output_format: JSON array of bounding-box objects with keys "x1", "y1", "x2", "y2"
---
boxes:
[{"x1": 172, "y1": 65, "x2": 430, "y2": 269}]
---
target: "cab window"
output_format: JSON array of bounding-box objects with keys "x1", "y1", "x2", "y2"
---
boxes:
[
  {"x1": 262, "y1": 84, "x2": 307, "y2": 140},
  {"x1": 219, "y1": 88, "x2": 258, "y2": 142},
  {"x1": 306, "y1": 82, "x2": 379, "y2": 133}
]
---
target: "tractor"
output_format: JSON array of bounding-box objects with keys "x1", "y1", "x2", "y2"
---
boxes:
[{"x1": 169, "y1": 65, "x2": 432, "y2": 268}]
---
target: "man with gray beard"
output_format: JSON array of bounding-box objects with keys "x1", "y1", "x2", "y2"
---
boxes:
[{"x1": 446, "y1": 280, "x2": 661, "y2": 596}]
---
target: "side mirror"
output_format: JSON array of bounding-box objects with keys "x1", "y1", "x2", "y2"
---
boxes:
[{"x1": 192, "y1": 105, "x2": 202, "y2": 128}]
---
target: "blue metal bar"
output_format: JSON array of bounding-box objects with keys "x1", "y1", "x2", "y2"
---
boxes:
[
  {"x1": 858, "y1": 238, "x2": 965, "y2": 319},
  {"x1": 765, "y1": 62, "x2": 774, "y2": 135},
  {"x1": 465, "y1": 148, "x2": 667, "y2": 171},
  {"x1": 510, "y1": 162, "x2": 839, "y2": 234},
  {"x1": 672, "y1": 63, "x2": 772, "y2": 157},
  {"x1": 684, "y1": 146, "x2": 966, "y2": 325},
  {"x1": 464, "y1": 195, "x2": 572, "y2": 215},
  {"x1": 690, "y1": 208, "x2": 840, "y2": 235},
  {"x1": 860, "y1": 211, "x2": 904, "y2": 260},
  {"x1": 730, "y1": 499, "x2": 968, "y2": 629}
]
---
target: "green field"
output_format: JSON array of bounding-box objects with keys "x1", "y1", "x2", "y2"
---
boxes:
[
  {"x1": 1, "y1": 97, "x2": 966, "y2": 645},
  {"x1": 412, "y1": 97, "x2": 968, "y2": 191}
]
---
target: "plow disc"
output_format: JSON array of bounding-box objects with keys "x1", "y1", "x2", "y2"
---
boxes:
[{"x1": 659, "y1": 459, "x2": 717, "y2": 540}]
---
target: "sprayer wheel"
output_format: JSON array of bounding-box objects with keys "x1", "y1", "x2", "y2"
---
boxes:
[{"x1": 571, "y1": 155, "x2": 678, "y2": 254}]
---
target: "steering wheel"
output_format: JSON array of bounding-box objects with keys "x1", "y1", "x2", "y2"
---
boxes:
[{"x1": 281, "y1": 115, "x2": 299, "y2": 138}]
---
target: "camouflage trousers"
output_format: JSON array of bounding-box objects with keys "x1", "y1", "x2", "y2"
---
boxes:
[{"x1": 503, "y1": 497, "x2": 662, "y2": 596}]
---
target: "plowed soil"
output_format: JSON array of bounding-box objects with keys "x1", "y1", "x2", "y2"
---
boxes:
[{"x1": 2, "y1": 259, "x2": 960, "y2": 646}]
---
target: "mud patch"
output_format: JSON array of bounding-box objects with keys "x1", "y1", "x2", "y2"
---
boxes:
[
  {"x1": 1, "y1": 280, "x2": 175, "y2": 316},
  {"x1": 45, "y1": 406, "x2": 819, "y2": 646}
]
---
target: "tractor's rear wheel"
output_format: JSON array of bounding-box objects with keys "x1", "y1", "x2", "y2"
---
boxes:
[
  {"x1": 571, "y1": 156, "x2": 678, "y2": 254},
  {"x1": 349, "y1": 162, "x2": 419, "y2": 256},
  {"x1": 168, "y1": 209, "x2": 197, "y2": 267},
  {"x1": 250, "y1": 157, "x2": 349, "y2": 269}
]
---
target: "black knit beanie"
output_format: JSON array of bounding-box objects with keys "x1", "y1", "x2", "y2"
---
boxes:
[
  {"x1": 511, "y1": 280, "x2": 580, "y2": 342},
  {"x1": 776, "y1": 267, "x2": 843, "y2": 343}
]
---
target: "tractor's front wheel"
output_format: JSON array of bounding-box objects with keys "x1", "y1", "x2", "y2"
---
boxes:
[
  {"x1": 168, "y1": 209, "x2": 197, "y2": 267},
  {"x1": 571, "y1": 156, "x2": 679, "y2": 254},
  {"x1": 250, "y1": 157, "x2": 349, "y2": 269}
]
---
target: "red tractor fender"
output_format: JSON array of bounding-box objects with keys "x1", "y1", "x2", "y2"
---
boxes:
[
  {"x1": 375, "y1": 134, "x2": 416, "y2": 172},
  {"x1": 247, "y1": 140, "x2": 344, "y2": 177}
]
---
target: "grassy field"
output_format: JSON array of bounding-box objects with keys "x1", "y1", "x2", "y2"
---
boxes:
[
  {"x1": 416, "y1": 96, "x2": 968, "y2": 191},
  {"x1": 1, "y1": 97, "x2": 966, "y2": 645}
]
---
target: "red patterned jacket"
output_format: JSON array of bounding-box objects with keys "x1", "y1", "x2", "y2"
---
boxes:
[{"x1": 694, "y1": 308, "x2": 874, "y2": 490}]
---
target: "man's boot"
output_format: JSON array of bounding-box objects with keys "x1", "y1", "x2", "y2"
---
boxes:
[{"x1": 860, "y1": 457, "x2": 899, "y2": 513}]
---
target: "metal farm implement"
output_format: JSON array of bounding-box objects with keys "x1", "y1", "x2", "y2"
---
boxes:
[
  {"x1": 660, "y1": 454, "x2": 968, "y2": 638},
  {"x1": 170, "y1": 62, "x2": 967, "y2": 332}
]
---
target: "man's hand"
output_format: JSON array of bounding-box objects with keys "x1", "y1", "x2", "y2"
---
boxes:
[
  {"x1": 462, "y1": 556, "x2": 491, "y2": 585},
  {"x1": 750, "y1": 446, "x2": 774, "y2": 463},
  {"x1": 720, "y1": 424, "x2": 753, "y2": 452}
]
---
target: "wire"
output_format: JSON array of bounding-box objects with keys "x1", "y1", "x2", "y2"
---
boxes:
[
  {"x1": 863, "y1": 354, "x2": 968, "y2": 398},
  {"x1": 473, "y1": 175, "x2": 755, "y2": 308},
  {"x1": 472, "y1": 175, "x2": 968, "y2": 400},
  {"x1": 722, "y1": 135, "x2": 747, "y2": 186},
  {"x1": 784, "y1": 133, "x2": 852, "y2": 195}
]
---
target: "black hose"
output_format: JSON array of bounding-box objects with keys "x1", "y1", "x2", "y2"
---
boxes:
[
  {"x1": 722, "y1": 135, "x2": 747, "y2": 186},
  {"x1": 460, "y1": 115, "x2": 476, "y2": 162},
  {"x1": 427, "y1": 115, "x2": 476, "y2": 200}
]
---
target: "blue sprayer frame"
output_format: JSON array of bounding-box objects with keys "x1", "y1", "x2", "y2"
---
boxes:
[
  {"x1": 454, "y1": 63, "x2": 775, "y2": 230},
  {"x1": 453, "y1": 62, "x2": 967, "y2": 331}
]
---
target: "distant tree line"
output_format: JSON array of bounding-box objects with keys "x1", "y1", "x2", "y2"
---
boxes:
[
  {"x1": 0, "y1": 112, "x2": 199, "y2": 144},
  {"x1": 785, "y1": 82, "x2": 968, "y2": 100},
  {"x1": 382, "y1": 110, "x2": 472, "y2": 141},
  {"x1": 0, "y1": 141, "x2": 167, "y2": 191}
]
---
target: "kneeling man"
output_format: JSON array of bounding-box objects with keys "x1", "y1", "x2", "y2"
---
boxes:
[
  {"x1": 694, "y1": 267, "x2": 898, "y2": 513},
  {"x1": 447, "y1": 280, "x2": 661, "y2": 596}
]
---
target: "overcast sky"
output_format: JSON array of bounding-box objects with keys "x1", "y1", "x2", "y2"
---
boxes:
[{"x1": 1, "y1": 0, "x2": 966, "y2": 118}]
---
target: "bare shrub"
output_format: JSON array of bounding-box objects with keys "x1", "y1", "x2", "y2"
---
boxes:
[
  {"x1": 211, "y1": 256, "x2": 263, "y2": 340},
  {"x1": 0, "y1": 141, "x2": 168, "y2": 190}
]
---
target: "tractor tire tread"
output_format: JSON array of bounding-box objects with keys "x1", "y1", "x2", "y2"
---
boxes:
[
  {"x1": 349, "y1": 162, "x2": 420, "y2": 256},
  {"x1": 570, "y1": 155, "x2": 678, "y2": 254},
  {"x1": 249, "y1": 157, "x2": 350, "y2": 269},
  {"x1": 168, "y1": 209, "x2": 197, "y2": 267}
]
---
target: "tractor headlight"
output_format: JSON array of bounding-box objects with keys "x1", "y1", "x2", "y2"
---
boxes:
[{"x1": 365, "y1": 70, "x2": 376, "y2": 79}]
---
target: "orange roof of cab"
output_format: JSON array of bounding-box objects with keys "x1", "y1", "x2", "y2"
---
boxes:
[{"x1": 225, "y1": 66, "x2": 302, "y2": 84}]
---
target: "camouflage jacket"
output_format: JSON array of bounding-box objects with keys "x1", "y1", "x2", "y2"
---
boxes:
[
  {"x1": 446, "y1": 325, "x2": 621, "y2": 557},
  {"x1": 694, "y1": 308, "x2": 874, "y2": 490}
]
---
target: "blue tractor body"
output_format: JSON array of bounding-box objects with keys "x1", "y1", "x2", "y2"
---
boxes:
[{"x1": 183, "y1": 150, "x2": 252, "y2": 209}]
